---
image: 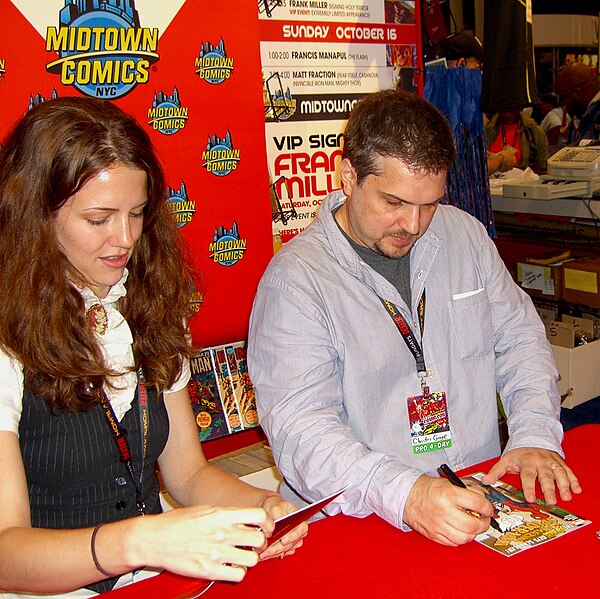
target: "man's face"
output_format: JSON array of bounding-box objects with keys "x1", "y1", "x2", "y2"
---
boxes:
[
  {"x1": 449, "y1": 57, "x2": 481, "y2": 70},
  {"x1": 499, "y1": 108, "x2": 521, "y2": 124},
  {"x1": 337, "y1": 155, "x2": 446, "y2": 259},
  {"x1": 555, "y1": 73, "x2": 583, "y2": 118}
]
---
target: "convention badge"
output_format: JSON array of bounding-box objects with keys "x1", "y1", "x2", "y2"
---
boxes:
[{"x1": 407, "y1": 391, "x2": 452, "y2": 454}]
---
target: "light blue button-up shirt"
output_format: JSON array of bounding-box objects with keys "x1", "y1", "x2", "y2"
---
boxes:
[{"x1": 248, "y1": 190, "x2": 563, "y2": 530}]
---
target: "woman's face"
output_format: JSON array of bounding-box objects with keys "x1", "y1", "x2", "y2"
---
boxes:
[
  {"x1": 499, "y1": 108, "x2": 521, "y2": 124},
  {"x1": 53, "y1": 165, "x2": 148, "y2": 299}
]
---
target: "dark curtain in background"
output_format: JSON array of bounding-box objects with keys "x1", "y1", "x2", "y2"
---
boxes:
[{"x1": 482, "y1": 0, "x2": 538, "y2": 113}]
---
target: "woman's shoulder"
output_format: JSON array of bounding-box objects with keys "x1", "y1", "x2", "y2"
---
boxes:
[
  {"x1": 0, "y1": 347, "x2": 25, "y2": 434},
  {"x1": 520, "y1": 111, "x2": 543, "y2": 132}
]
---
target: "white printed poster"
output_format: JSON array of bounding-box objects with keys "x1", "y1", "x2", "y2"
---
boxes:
[{"x1": 258, "y1": 1, "x2": 419, "y2": 242}]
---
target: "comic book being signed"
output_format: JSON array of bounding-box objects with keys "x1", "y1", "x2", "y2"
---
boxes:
[{"x1": 463, "y1": 472, "x2": 591, "y2": 556}]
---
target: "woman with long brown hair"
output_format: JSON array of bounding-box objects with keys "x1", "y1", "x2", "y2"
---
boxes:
[{"x1": 0, "y1": 97, "x2": 305, "y2": 598}]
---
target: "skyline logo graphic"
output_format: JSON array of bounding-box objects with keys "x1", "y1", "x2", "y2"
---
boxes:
[
  {"x1": 148, "y1": 86, "x2": 188, "y2": 134},
  {"x1": 209, "y1": 222, "x2": 247, "y2": 266},
  {"x1": 264, "y1": 78, "x2": 297, "y2": 121},
  {"x1": 166, "y1": 181, "x2": 196, "y2": 228},
  {"x1": 45, "y1": 0, "x2": 159, "y2": 99},
  {"x1": 28, "y1": 89, "x2": 59, "y2": 110},
  {"x1": 202, "y1": 131, "x2": 240, "y2": 177},
  {"x1": 195, "y1": 38, "x2": 234, "y2": 85}
]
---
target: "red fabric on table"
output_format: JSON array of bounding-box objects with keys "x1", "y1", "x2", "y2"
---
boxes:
[
  {"x1": 100, "y1": 573, "x2": 212, "y2": 598},
  {"x1": 103, "y1": 424, "x2": 599, "y2": 598}
]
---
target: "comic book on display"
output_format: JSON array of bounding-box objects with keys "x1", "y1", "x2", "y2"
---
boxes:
[
  {"x1": 187, "y1": 349, "x2": 230, "y2": 442},
  {"x1": 211, "y1": 345, "x2": 245, "y2": 434},
  {"x1": 463, "y1": 472, "x2": 591, "y2": 556},
  {"x1": 225, "y1": 341, "x2": 260, "y2": 429}
]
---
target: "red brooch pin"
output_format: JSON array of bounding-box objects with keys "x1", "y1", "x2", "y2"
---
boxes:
[{"x1": 86, "y1": 304, "x2": 108, "y2": 335}]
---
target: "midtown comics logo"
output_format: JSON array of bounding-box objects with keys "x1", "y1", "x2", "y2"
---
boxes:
[
  {"x1": 165, "y1": 181, "x2": 196, "y2": 228},
  {"x1": 148, "y1": 86, "x2": 188, "y2": 135},
  {"x1": 195, "y1": 38, "x2": 234, "y2": 84},
  {"x1": 28, "y1": 89, "x2": 59, "y2": 110},
  {"x1": 45, "y1": 0, "x2": 159, "y2": 99},
  {"x1": 188, "y1": 291, "x2": 204, "y2": 315},
  {"x1": 209, "y1": 222, "x2": 247, "y2": 266},
  {"x1": 202, "y1": 131, "x2": 240, "y2": 177}
]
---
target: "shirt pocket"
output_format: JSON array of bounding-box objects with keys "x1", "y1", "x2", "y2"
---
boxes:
[{"x1": 449, "y1": 288, "x2": 493, "y2": 360}]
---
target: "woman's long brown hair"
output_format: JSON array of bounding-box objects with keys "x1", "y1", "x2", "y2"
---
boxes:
[{"x1": 0, "y1": 97, "x2": 197, "y2": 411}]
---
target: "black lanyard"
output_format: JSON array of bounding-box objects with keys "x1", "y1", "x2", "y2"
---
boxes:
[
  {"x1": 379, "y1": 290, "x2": 429, "y2": 392},
  {"x1": 100, "y1": 369, "x2": 149, "y2": 516},
  {"x1": 501, "y1": 122, "x2": 520, "y2": 148}
]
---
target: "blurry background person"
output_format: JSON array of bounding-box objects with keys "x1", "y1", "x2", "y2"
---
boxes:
[
  {"x1": 538, "y1": 92, "x2": 571, "y2": 156},
  {"x1": 554, "y1": 62, "x2": 600, "y2": 145},
  {"x1": 435, "y1": 30, "x2": 482, "y2": 69},
  {"x1": 485, "y1": 105, "x2": 549, "y2": 174}
]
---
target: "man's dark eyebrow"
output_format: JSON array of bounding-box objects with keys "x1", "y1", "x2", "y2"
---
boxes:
[
  {"x1": 380, "y1": 191, "x2": 406, "y2": 203},
  {"x1": 380, "y1": 192, "x2": 444, "y2": 206}
]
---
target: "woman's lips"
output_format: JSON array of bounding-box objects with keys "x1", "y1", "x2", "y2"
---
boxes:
[{"x1": 101, "y1": 254, "x2": 128, "y2": 268}]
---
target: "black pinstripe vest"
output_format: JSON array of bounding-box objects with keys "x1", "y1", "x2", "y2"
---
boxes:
[{"x1": 19, "y1": 385, "x2": 170, "y2": 594}]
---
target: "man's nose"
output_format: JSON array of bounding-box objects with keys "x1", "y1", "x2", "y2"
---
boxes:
[{"x1": 400, "y1": 204, "x2": 420, "y2": 235}]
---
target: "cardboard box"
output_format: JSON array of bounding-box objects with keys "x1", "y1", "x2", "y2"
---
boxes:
[
  {"x1": 546, "y1": 316, "x2": 595, "y2": 348},
  {"x1": 536, "y1": 304, "x2": 558, "y2": 325},
  {"x1": 517, "y1": 262, "x2": 562, "y2": 300},
  {"x1": 545, "y1": 315, "x2": 599, "y2": 408},
  {"x1": 562, "y1": 257, "x2": 600, "y2": 309},
  {"x1": 552, "y1": 340, "x2": 600, "y2": 408}
]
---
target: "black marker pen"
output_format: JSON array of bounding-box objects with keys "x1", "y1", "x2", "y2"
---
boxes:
[{"x1": 439, "y1": 463, "x2": 502, "y2": 533}]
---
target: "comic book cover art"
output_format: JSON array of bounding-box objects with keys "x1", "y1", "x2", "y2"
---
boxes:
[
  {"x1": 226, "y1": 341, "x2": 259, "y2": 429},
  {"x1": 212, "y1": 346, "x2": 244, "y2": 433},
  {"x1": 463, "y1": 472, "x2": 591, "y2": 556},
  {"x1": 407, "y1": 391, "x2": 451, "y2": 454},
  {"x1": 384, "y1": 0, "x2": 416, "y2": 25},
  {"x1": 188, "y1": 349, "x2": 230, "y2": 441}
]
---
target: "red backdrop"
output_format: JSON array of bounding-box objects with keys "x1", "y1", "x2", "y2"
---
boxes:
[{"x1": 0, "y1": 0, "x2": 274, "y2": 349}]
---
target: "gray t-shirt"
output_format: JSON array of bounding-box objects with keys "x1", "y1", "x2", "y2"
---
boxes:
[{"x1": 334, "y1": 211, "x2": 411, "y2": 307}]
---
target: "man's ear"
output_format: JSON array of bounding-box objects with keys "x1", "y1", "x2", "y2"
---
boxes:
[{"x1": 340, "y1": 158, "x2": 357, "y2": 196}]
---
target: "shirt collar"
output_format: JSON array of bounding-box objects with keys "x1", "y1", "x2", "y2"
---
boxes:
[{"x1": 78, "y1": 269, "x2": 129, "y2": 308}]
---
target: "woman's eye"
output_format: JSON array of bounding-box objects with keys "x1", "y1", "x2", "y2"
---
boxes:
[
  {"x1": 131, "y1": 211, "x2": 144, "y2": 219},
  {"x1": 87, "y1": 218, "x2": 108, "y2": 226}
]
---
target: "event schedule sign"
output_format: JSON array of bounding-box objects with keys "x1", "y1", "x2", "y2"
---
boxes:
[
  {"x1": 0, "y1": 0, "x2": 420, "y2": 347},
  {"x1": 259, "y1": 1, "x2": 419, "y2": 240}
]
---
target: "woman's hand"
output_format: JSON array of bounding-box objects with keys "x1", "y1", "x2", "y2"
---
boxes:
[
  {"x1": 132, "y1": 505, "x2": 270, "y2": 582},
  {"x1": 256, "y1": 494, "x2": 308, "y2": 561}
]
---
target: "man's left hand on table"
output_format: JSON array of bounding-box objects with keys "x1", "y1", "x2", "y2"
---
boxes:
[{"x1": 482, "y1": 447, "x2": 582, "y2": 505}]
